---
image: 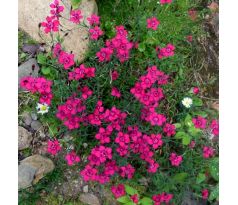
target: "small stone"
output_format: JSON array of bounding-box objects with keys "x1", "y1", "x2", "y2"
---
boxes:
[
  {"x1": 21, "y1": 155, "x2": 55, "y2": 184},
  {"x1": 22, "y1": 112, "x2": 32, "y2": 126},
  {"x1": 83, "y1": 143, "x2": 88, "y2": 148},
  {"x1": 18, "y1": 58, "x2": 39, "y2": 88},
  {"x1": 79, "y1": 193, "x2": 100, "y2": 205},
  {"x1": 83, "y1": 185, "x2": 89, "y2": 193},
  {"x1": 31, "y1": 113, "x2": 38, "y2": 121},
  {"x1": 31, "y1": 121, "x2": 42, "y2": 131},
  {"x1": 18, "y1": 164, "x2": 37, "y2": 189},
  {"x1": 18, "y1": 126, "x2": 32, "y2": 150}
]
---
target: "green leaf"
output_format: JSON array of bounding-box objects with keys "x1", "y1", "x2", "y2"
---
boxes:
[
  {"x1": 193, "y1": 97, "x2": 203, "y2": 106},
  {"x1": 41, "y1": 67, "x2": 51, "y2": 75},
  {"x1": 175, "y1": 131, "x2": 186, "y2": 139},
  {"x1": 117, "y1": 196, "x2": 131, "y2": 203},
  {"x1": 209, "y1": 157, "x2": 219, "y2": 181},
  {"x1": 173, "y1": 172, "x2": 188, "y2": 183},
  {"x1": 138, "y1": 43, "x2": 145, "y2": 52},
  {"x1": 182, "y1": 134, "x2": 191, "y2": 145},
  {"x1": 125, "y1": 202, "x2": 134, "y2": 205},
  {"x1": 193, "y1": 111, "x2": 208, "y2": 118},
  {"x1": 209, "y1": 185, "x2": 219, "y2": 201},
  {"x1": 174, "y1": 123, "x2": 182, "y2": 129},
  {"x1": 184, "y1": 114, "x2": 193, "y2": 127},
  {"x1": 188, "y1": 127, "x2": 201, "y2": 137},
  {"x1": 37, "y1": 53, "x2": 47, "y2": 64},
  {"x1": 125, "y1": 185, "x2": 138, "y2": 195},
  {"x1": 196, "y1": 173, "x2": 206, "y2": 184},
  {"x1": 71, "y1": 0, "x2": 81, "y2": 9},
  {"x1": 140, "y1": 197, "x2": 153, "y2": 205}
]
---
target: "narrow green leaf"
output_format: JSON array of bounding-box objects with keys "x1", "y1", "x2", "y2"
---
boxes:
[{"x1": 196, "y1": 173, "x2": 206, "y2": 184}]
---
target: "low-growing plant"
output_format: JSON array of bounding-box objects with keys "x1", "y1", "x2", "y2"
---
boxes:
[{"x1": 19, "y1": 0, "x2": 219, "y2": 204}]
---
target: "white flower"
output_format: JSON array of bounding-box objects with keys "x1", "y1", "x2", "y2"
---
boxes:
[
  {"x1": 36, "y1": 103, "x2": 49, "y2": 115},
  {"x1": 181, "y1": 97, "x2": 193, "y2": 108}
]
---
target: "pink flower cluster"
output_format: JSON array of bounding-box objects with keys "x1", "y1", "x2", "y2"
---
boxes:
[
  {"x1": 96, "y1": 25, "x2": 133, "y2": 63},
  {"x1": 47, "y1": 139, "x2": 61, "y2": 155},
  {"x1": 20, "y1": 76, "x2": 53, "y2": 105},
  {"x1": 65, "y1": 151, "x2": 81, "y2": 166},
  {"x1": 111, "y1": 184, "x2": 126, "y2": 199},
  {"x1": 89, "y1": 26, "x2": 103, "y2": 40},
  {"x1": 203, "y1": 146, "x2": 214, "y2": 159},
  {"x1": 152, "y1": 192, "x2": 173, "y2": 205},
  {"x1": 169, "y1": 153, "x2": 183, "y2": 166},
  {"x1": 210, "y1": 119, "x2": 219, "y2": 136},
  {"x1": 68, "y1": 64, "x2": 96, "y2": 80},
  {"x1": 56, "y1": 95, "x2": 86, "y2": 130},
  {"x1": 70, "y1": 9, "x2": 83, "y2": 24},
  {"x1": 157, "y1": 44, "x2": 175, "y2": 59},
  {"x1": 202, "y1": 189, "x2": 209, "y2": 199},
  {"x1": 52, "y1": 43, "x2": 75, "y2": 69},
  {"x1": 147, "y1": 17, "x2": 160, "y2": 30},
  {"x1": 130, "y1": 65, "x2": 176, "y2": 138},
  {"x1": 41, "y1": 0, "x2": 64, "y2": 33}
]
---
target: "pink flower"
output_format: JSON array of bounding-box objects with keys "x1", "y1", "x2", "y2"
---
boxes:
[
  {"x1": 163, "y1": 123, "x2": 176, "y2": 137},
  {"x1": 160, "y1": 0, "x2": 172, "y2": 4},
  {"x1": 147, "y1": 159, "x2": 160, "y2": 173},
  {"x1": 70, "y1": 9, "x2": 83, "y2": 24},
  {"x1": 87, "y1": 14, "x2": 100, "y2": 26},
  {"x1": 203, "y1": 146, "x2": 214, "y2": 158},
  {"x1": 80, "y1": 86, "x2": 93, "y2": 100},
  {"x1": 115, "y1": 132, "x2": 130, "y2": 147},
  {"x1": 111, "y1": 87, "x2": 121, "y2": 98},
  {"x1": 193, "y1": 87, "x2": 200, "y2": 94},
  {"x1": 80, "y1": 165, "x2": 98, "y2": 181},
  {"x1": 65, "y1": 151, "x2": 80, "y2": 166},
  {"x1": 119, "y1": 164, "x2": 135, "y2": 179},
  {"x1": 202, "y1": 189, "x2": 209, "y2": 199},
  {"x1": 210, "y1": 119, "x2": 219, "y2": 136},
  {"x1": 96, "y1": 47, "x2": 113, "y2": 62},
  {"x1": 95, "y1": 127, "x2": 111, "y2": 144},
  {"x1": 111, "y1": 184, "x2": 126, "y2": 199},
  {"x1": 64, "y1": 116, "x2": 81, "y2": 130},
  {"x1": 157, "y1": 44, "x2": 175, "y2": 59},
  {"x1": 115, "y1": 25, "x2": 128, "y2": 37},
  {"x1": 50, "y1": 0, "x2": 64, "y2": 19},
  {"x1": 131, "y1": 194, "x2": 139, "y2": 204},
  {"x1": 148, "y1": 112, "x2": 166, "y2": 126},
  {"x1": 41, "y1": 16, "x2": 59, "y2": 33},
  {"x1": 186, "y1": 35, "x2": 193, "y2": 42},
  {"x1": 89, "y1": 26, "x2": 104, "y2": 40},
  {"x1": 169, "y1": 153, "x2": 183, "y2": 166},
  {"x1": 147, "y1": 134, "x2": 163, "y2": 149},
  {"x1": 147, "y1": 17, "x2": 160, "y2": 30},
  {"x1": 192, "y1": 116, "x2": 207, "y2": 129},
  {"x1": 111, "y1": 70, "x2": 119, "y2": 81},
  {"x1": 47, "y1": 139, "x2": 61, "y2": 155},
  {"x1": 58, "y1": 51, "x2": 75, "y2": 69},
  {"x1": 53, "y1": 43, "x2": 62, "y2": 58},
  {"x1": 39, "y1": 92, "x2": 53, "y2": 105},
  {"x1": 152, "y1": 192, "x2": 173, "y2": 205},
  {"x1": 189, "y1": 140, "x2": 196, "y2": 149}
]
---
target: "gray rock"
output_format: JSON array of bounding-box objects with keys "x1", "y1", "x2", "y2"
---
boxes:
[
  {"x1": 31, "y1": 113, "x2": 38, "y2": 121},
  {"x1": 18, "y1": 58, "x2": 39, "y2": 88},
  {"x1": 79, "y1": 193, "x2": 100, "y2": 205},
  {"x1": 18, "y1": 126, "x2": 32, "y2": 150},
  {"x1": 31, "y1": 120, "x2": 42, "y2": 131},
  {"x1": 19, "y1": 0, "x2": 98, "y2": 62},
  {"x1": 21, "y1": 155, "x2": 55, "y2": 184},
  {"x1": 18, "y1": 164, "x2": 37, "y2": 189},
  {"x1": 22, "y1": 112, "x2": 32, "y2": 126},
  {"x1": 83, "y1": 185, "x2": 89, "y2": 193}
]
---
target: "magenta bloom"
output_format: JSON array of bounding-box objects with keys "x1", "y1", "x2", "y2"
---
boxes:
[
  {"x1": 58, "y1": 51, "x2": 75, "y2": 69},
  {"x1": 147, "y1": 17, "x2": 160, "y2": 30},
  {"x1": 147, "y1": 134, "x2": 163, "y2": 149},
  {"x1": 47, "y1": 139, "x2": 61, "y2": 155},
  {"x1": 160, "y1": 0, "x2": 172, "y2": 4},
  {"x1": 119, "y1": 164, "x2": 135, "y2": 179},
  {"x1": 203, "y1": 146, "x2": 214, "y2": 158},
  {"x1": 111, "y1": 70, "x2": 119, "y2": 81},
  {"x1": 147, "y1": 159, "x2": 160, "y2": 173},
  {"x1": 50, "y1": 0, "x2": 64, "y2": 19},
  {"x1": 193, "y1": 87, "x2": 200, "y2": 94},
  {"x1": 80, "y1": 165, "x2": 98, "y2": 182},
  {"x1": 158, "y1": 44, "x2": 175, "y2": 59},
  {"x1": 210, "y1": 119, "x2": 219, "y2": 136},
  {"x1": 169, "y1": 153, "x2": 183, "y2": 166},
  {"x1": 70, "y1": 9, "x2": 83, "y2": 24},
  {"x1": 87, "y1": 14, "x2": 100, "y2": 26},
  {"x1": 53, "y1": 43, "x2": 62, "y2": 58},
  {"x1": 202, "y1": 189, "x2": 209, "y2": 199},
  {"x1": 192, "y1": 116, "x2": 207, "y2": 129},
  {"x1": 65, "y1": 151, "x2": 80, "y2": 166},
  {"x1": 163, "y1": 123, "x2": 176, "y2": 137},
  {"x1": 96, "y1": 47, "x2": 113, "y2": 62},
  {"x1": 115, "y1": 132, "x2": 130, "y2": 147},
  {"x1": 111, "y1": 184, "x2": 126, "y2": 199},
  {"x1": 152, "y1": 192, "x2": 173, "y2": 205},
  {"x1": 80, "y1": 86, "x2": 93, "y2": 99},
  {"x1": 131, "y1": 194, "x2": 139, "y2": 204},
  {"x1": 187, "y1": 35, "x2": 193, "y2": 42},
  {"x1": 89, "y1": 26, "x2": 103, "y2": 40},
  {"x1": 148, "y1": 112, "x2": 166, "y2": 126},
  {"x1": 41, "y1": 16, "x2": 59, "y2": 33},
  {"x1": 111, "y1": 87, "x2": 121, "y2": 98}
]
